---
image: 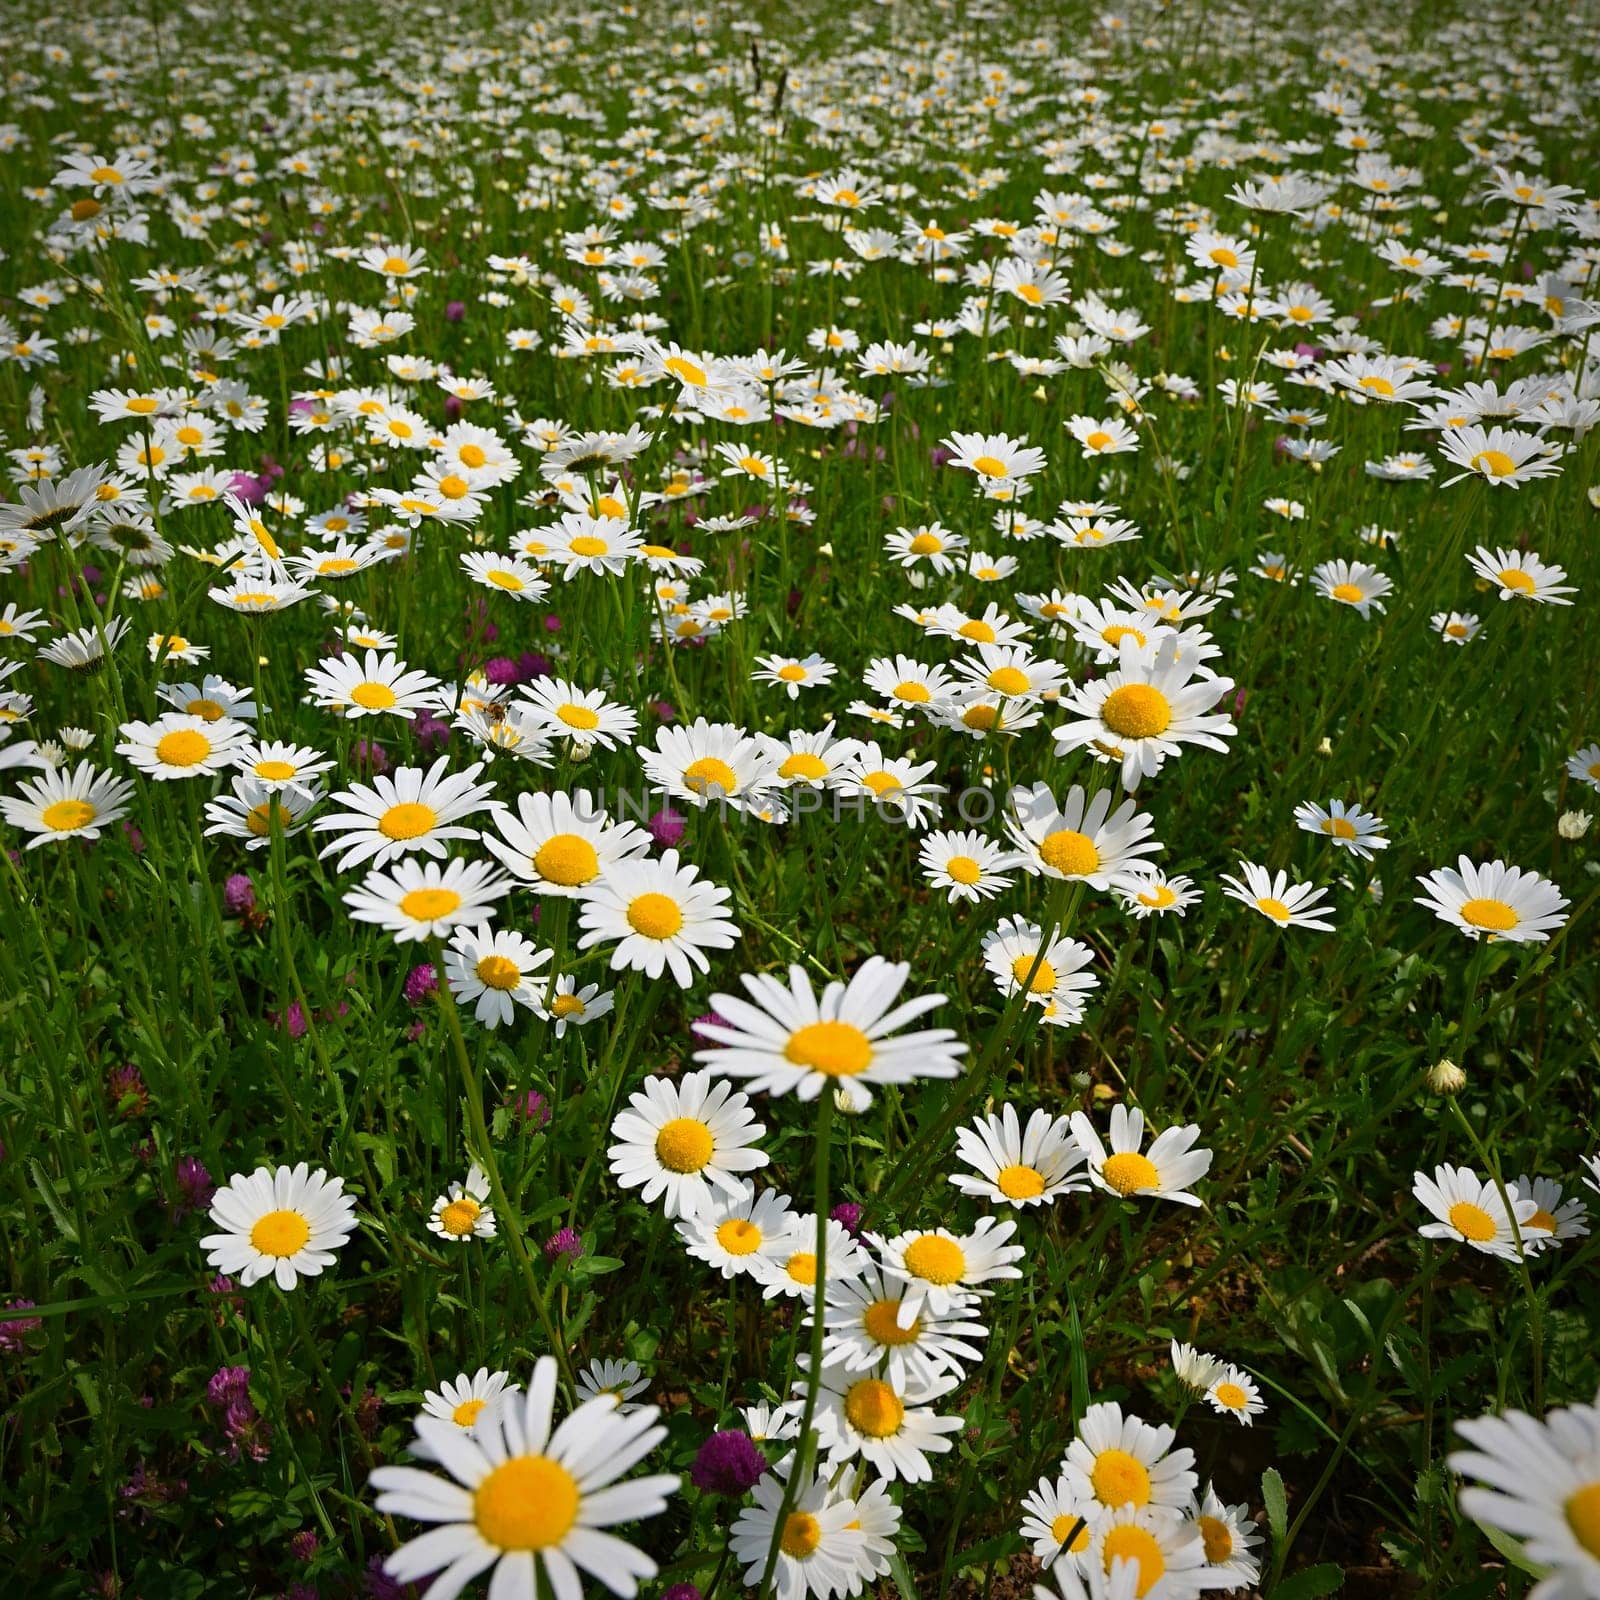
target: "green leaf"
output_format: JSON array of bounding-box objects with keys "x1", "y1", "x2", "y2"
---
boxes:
[
  {"x1": 1478, "y1": 1521, "x2": 1549, "y2": 1579},
  {"x1": 1262, "y1": 1466, "x2": 1288, "y2": 1546},
  {"x1": 886, "y1": 1549, "x2": 920, "y2": 1600},
  {"x1": 1272, "y1": 1562, "x2": 1343, "y2": 1599}
]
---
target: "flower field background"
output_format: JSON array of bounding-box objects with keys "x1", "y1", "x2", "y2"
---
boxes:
[{"x1": 2, "y1": 0, "x2": 1599, "y2": 1597}]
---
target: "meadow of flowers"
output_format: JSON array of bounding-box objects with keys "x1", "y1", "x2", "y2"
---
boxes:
[{"x1": 4, "y1": 0, "x2": 1600, "y2": 1596}]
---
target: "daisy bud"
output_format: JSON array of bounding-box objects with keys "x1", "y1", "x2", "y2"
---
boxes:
[
  {"x1": 1426, "y1": 1059, "x2": 1466, "y2": 1096},
  {"x1": 1557, "y1": 809, "x2": 1591, "y2": 840}
]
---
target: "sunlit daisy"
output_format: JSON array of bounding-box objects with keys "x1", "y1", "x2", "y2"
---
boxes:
[
  {"x1": 950, "y1": 1104, "x2": 1088, "y2": 1209},
  {"x1": 1414, "y1": 857, "x2": 1569, "y2": 944},
  {"x1": 1069, "y1": 1104, "x2": 1212, "y2": 1207},
  {"x1": 444, "y1": 923, "x2": 551, "y2": 1028},
  {"x1": 575, "y1": 849, "x2": 740, "y2": 986},
  {"x1": 200, "y1": 1163, "x2": 356, "y2": 1291},
  {"x1": 429, "y1": 1164, "x2": 497, "y2": 1243},
  {"x1": 1413, "y1": 1164, "x2": 1538, "y2": 1260}
]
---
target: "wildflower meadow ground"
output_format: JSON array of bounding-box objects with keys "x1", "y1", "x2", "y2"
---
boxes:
[{"x1": 3, "y1": 1, "x2": 1600, "y2": 1598}]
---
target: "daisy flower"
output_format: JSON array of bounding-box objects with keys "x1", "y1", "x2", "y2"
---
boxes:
[
  {"x1": 1066, "y1": 414, "x2": 1140, "y2": 458},
  {"x1": 538, "y1": 975, "x2": 615, "y2": 1037},
  {"x1": 694, "y1": 958, "x2": 965, "y2": 1105},
  {"x1": 607, "y1": 1068, "x2": 769, "y2": 1220},
  {"x1": 940, "y1": 430, "x2": 1049, "y2": 484},
  {"x1": 575, "y1": 1359, "x2": 651, "y2": 1413},
  {"x1": 868, "y1": 1217, "x2": 1025, "y2": 1325},
  {"x1": 200, "y1": 1164, "x2": 357, "y2": 1291},
  {"x1": 1062, "y1": 1402, "x2": 1198, "y2": 1514},
  {"x1": 817, "y1": 1262, "x2": 988, "y2": 1390},
  {"x1": 343, "y1": 857, "x2": 511, "y2": 943},
  {"x1": 203, "y1": 774, "x2": 321, "y2": 849},
  {"x1": 1293, "y1": 799, "x2": 1389, "y2": 858},
  {"x1": 116, "y1": 712, "x2": 246, "y2": 780},
  {"x1": 1003, "y1": 781, "x2": 1161, "y2": 889},
  {"x1": 1438, "y1": 423, "x2": 1564, "y2": 488},
  {"x1": 1204, "y1": 1365, "x2": 1266, "y2": 1425},
  {"x1": 304, "y1": 649, "x2": 441, "y2": 720},
  {"x1": 370, "y1": 1355, "x2": 678, "y2": 1600},
  {"x1": 575, "y1": 849, "x2": 740, "y2": 987},
  {"x1": 761, "y1": 723, "x2": 861, "y2": 790},
  {"x1": 444, "y1": 923, "x2": 551, "y2": 1028},
  {"x1": 148, "y1": 632, "x2": 211, "y2": 666},
  {"x1": 677, "y1": 1180, "x2": 796, "y2": 1279},
  {"x1": 981, "y1": 915, "x2": 1100, "y2": 1017},
  {"x1": 1019, "y1": 1472, "x2": 1095, "y2": 1565},
  {"x1": 951, "y1": 643, "x2": 1070, "y2": 704},
  {"x1": 415, "y1": 1368, "x2": 519, "y2": 1451},
  {"x1": 1511, "y1": 1175, "x2": 1589, "y2": 1254},
  {"x1": 1466, "y1": 546, "x2": 1576, "y2": 605},
  {"x1": 1069, "y1": 1104, "x2": 1212, "y2": 1207},
  {"x1": 429, "y1": 1164, "x2": 497, "y2": 1243},
  {"x1": 918, "y1": 829, "x2": 1018, "y2": 903},
  {"x1": 1414, "y1": 857, "x2": 1569, "y2": 943},
  {"x1": 155, "y1": 676, "x2": 258, "y2": 724},
  {"x1": 1083, "y1": 1504, "x2": 1216, "y2": 1600},
  {"x1": 1564, "y1": 745, "x2": 1600, "y2": 793},
  {"x1": 1113, "y1": 867, "x2": 1200, "y2": 919},
  {"x1": 313, "y1": 758, "x2": 500, "y2": 871},
  {"x1": 460, "y1": 551, "x2": 551, "y2": 602},
  {"x1": 1311, "y1": 559, "x2": 1393, "y2": 617},
  {"x1": 837, "y1": 744, "x2": 944, "y2": 828},
  {"x1": 728, "y1": 1467, "x2": 866, "y2": 1600},
  {"x1": 1052, "y1": 636, "x2": 1235, "y2": 791},
  {"x1": 484, "y1": 789, "x2": 649, "y2": 898},
  {"x1": 0, "y1": 762, "x2": 135, "y2": 847},
  {"x1": 950, "y1": 1104, "x2": 1088, "y2": 1208},
  {"x1": 1449, "y1": 1395, "x2": 1600, "y2": 1598},
  {"x1": 885, "y1": 523, "x2": 967, "y2": 574},
  {"x1": 750, "y1": 1215, "x2": 869, "y2": 1302},
  {"x1": 233, "y1": 739, "x2": 335, "y2": 796},
  {"x1": 638, "y1": 718, "x2": 783, "y2": 813},
  {"x1": 1220, "y1": 859, "x2": 1337, "y2": 931},
  {"x1": 1413, "y1": 1164, "x2": 1539, "y2": 1260},
  {"x1": 549, "y1": 512, "x2": 645, "y2": 577},
  {"x1": 519, "y1": 678, "x2": 639, "y2": 751},
  {"x1": 812, "y1": 1361, "x2": 963, "y2": 1484},
  {"x1": 1170, "y1": 1342, "x2": 1223, "y2": 1393},
  {"x1": 1188, "y1": 1485, "x2": 1263, "y2": 1590},
  {"x1": 754, "y1": 654, "x2": 836, "y2": 700},
  {"x1": 862, "y1": 654, "x2": 961, "y2": 713}
]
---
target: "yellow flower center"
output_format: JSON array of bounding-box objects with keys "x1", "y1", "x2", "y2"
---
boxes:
[
  {"x1": 1331, "y1": 582, "x2": 1365, "y2": 604},
  {"x1": 664, "y1": 354, "x2": 707, "y2": 386},
  {"x1": 125, "y1": 396, "x2": 159, "y2": 414},
  {"x1": 399, "y1": 887, "x2": 462, "y2": 921},
  {"x1": 1496, "y1": 568, "x2": 1535, "y2": 593},
  {"x1": 1257, "y1": 897, "x2": 1293, "y2": 923},
  {"x1": 155, "y1": 729, "x2": 212, "y2": 768},
  {"x1": 1459, "y1": 897, "x2": 1518, "y2": 932},
  {"x1": 451, "y1": 1397, "x2": 487, "y2": 1427},
  {"x1": 1448, "y1": 1200, "x2": 1498, "y2": 1241},
  {"x1": 568, "y1": 535, "x2": 608, "y2": 558},
  {"x1": 945, "y1": 855, "x2": 982, "y2": 884},
  {"x1": 909, "y1": 533, "x2": 942, "y2": 555},
  {"x1": 1208, "y1": 246, "x2": 1239, "y2": 268},
  {"x1": 89, "y1": 165, "x2": 124, "y2": 183},
  {"x1": 476, "y1": 954, "x2": 522, "y2": 991},
  {"x1": 379, "y1": 802, "x2": 437, "y2": 840},
  {"x1": 987, "y1": 666, "x2": 1030, "y2": 695},
  {"x1": 655, "y1": 1117, "x2": 714, "y2": 1173},
  {"x1": 970, "y1": 454, "x2": 1008, "y2": 477},
  {"x1": 1213, "y1": 1382, "x2": 1248, "y2": 1410},
  {"x1": 626, "y1": 892, "x2": 683, "y2": 939},
  {"x1": 785, "y1": 1252, "x2": 817, "y2": 1285},
  {"x1": 862, "y1": 1299, "x2": 921, "y2": 1346},
  {"x1": 684, "y1": 756, "x2": 738, "y2": 795},
  {"x1": 1091, "y1": 1448, "x2": 1152, "y2": 1509},
  {"x1": 1527, "y1": 1207, "x2": 1557, "y2": 1233},
  {"x1": 254, "y1": 760, "x2": 297, "y2": 781},
  {"x1": 892, "y1": 680, "x2": 931, "y2": 703},
  {"x1": 1565, "y1": 1483, "x2": 1600, "y2": 1557},
  {"x1": 959, "y1": 620, "x2": 997, "y2": 642},
  {"x1": 1472, "y1": 449, "x2": 1517, "y2": 477},
  {"x1": 997, "y1": 1163, "x2": 1045, "y2": 1199},
  {"x1": 1085, "y1": 430, "x2": 1113, "y2": 451},
  {"x1": 1039, "y1": 828, "x2": 1099, "y2": 876},
  {"x1": 1051, "y1": 1513, "x2": 1090, "y2": 1553},
  {"x1": 777, "y1": 664, "x2": 808, "y2": 682},
  {"x1": 779, "y1": 752, "x2": 828, "y2": 782},
  {"x1": 487, "y1": 570, "x2": 524, "y2": 591},
  {"x1": 381, "y1": 255, "x2": 411, "y2": 274},
  {"x1": 350, "y1": 681, "x2": 398, "y2": 709},
  {"x1": 473, "y1": 1455, "x2": 580, "y2": 1551},
  {"x1": 247, "y1": 801, "x2": 295, "y2": 838},
  {"x1": 784, "y1": 1020, "x2": 872, "y2": 1077},
  {"x1": 845, "y1": 1379, "x2": 905, "y2": 1438},
  {"x1": 861, "y1": 770, "x2": 902, "y2": 798},
  {"x1": 535, "y1": 833, "x2": 600, "y2": 885},
  {"x1": 249, "y1": 1209, "x2": 310, "y2": 1257},
  {"x1": 184, "y1": 697, "x2": 225, "y2": 721},
  {"x1": 1011, "y1": 954, "x2": 1058, "y2": 993},
  {"x1": 781, "y1": 1511, "x2": 822, "y2": 1558},
  {"x1": 551, "y1": 994, "x2": 586, "y2": 1018},
  {"x1": 439, "y1": 1197, "x2": 482, "y2": 1235},
  {"x1": 1102, "y1": 1151, "x2": 1161, "y2": 1196},
  {"x1": 1198, "y1": 1514, "x2": 1233, "y2": 1563},
  {"x1": 1103, "y1": 1525, "x2": 1165, "y2": 1595},
  {"x1": 903, "y1": 1235, "x2": 965, "y2": 1285},
  {"x1": 41, "y1": 800, "x2": 97, "y2": 831},
  {"x1": 1321, "y1": 817, "x2": 1358, "y2": 839},
  {"x1": 1138, "y1": 885, "x2": 1175, "y2": 908},
  {"x1": 1358, "y1": 375, "x2": 1396, "y2": 397},
  {"x1": 1100, "y1": 684, "x2": 1172, "y2": 739},
  {"x1": 716, "y1": 1217, "x2": 762, "y2": 1255}
]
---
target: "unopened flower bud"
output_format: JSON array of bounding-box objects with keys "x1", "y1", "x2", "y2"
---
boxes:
[
  {"x1": 1425, "y1": 1059, "x2": 1466, "y2": 1096},
  {"x1": 1558, "y1": 809, "x2": 1592, "y2": 840}
]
